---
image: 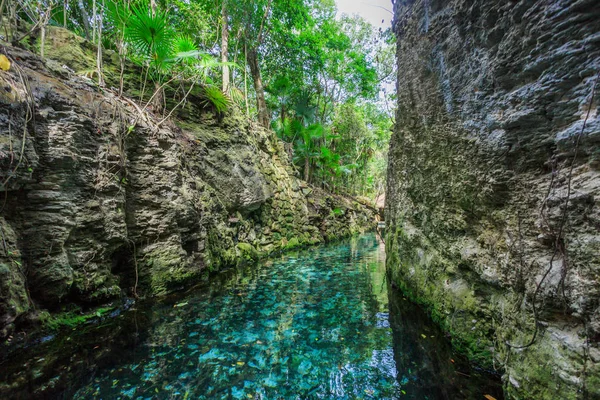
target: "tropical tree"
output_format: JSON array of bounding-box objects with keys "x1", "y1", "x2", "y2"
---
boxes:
[{"x1": 5, "y1": 0, "x2": 393, "y2": 197}]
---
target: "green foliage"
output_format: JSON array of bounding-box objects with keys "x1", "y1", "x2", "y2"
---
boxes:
[
  {"x1": 104, "y1": 1, "x2": 132, "y2": 37},
  {"x1": 173, "y1": 35, "x2": 197, "y2": 54},
  {"x1": 201, "y1": 85, "x2": 231, "y2": 114},
  {"x1": 21, "y1": 0, "x2": 394, "y2": 197},
  {"x1": 330, "y1": 207, "x2": 343, "y2": 217},
  {"x1": 125, "y1": 5, "x2": 172, "y2": 70}
]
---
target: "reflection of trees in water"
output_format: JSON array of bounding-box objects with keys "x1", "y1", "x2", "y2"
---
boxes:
[
  {"x1": 1, "y1": 234, "x2": 502, "y2": 399},
  {"x1": 93, "y1": 234, "x2": 397, "y2": 398}
]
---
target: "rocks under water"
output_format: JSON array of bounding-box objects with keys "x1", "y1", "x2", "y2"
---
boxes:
[{"x1": 0, "y1": 234, "x2": 503, "y2": 399}]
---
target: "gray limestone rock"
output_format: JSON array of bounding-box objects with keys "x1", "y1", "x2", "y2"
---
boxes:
[
  {"x1": 0, "y1": 34, "x2": 376, "y2": 336},
  {"x1": 387, "y1": 0, "x2": 600, "y2": 398}
]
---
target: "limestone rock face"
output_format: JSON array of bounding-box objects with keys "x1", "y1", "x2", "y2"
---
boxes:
[
  {"x1": 0, "y1": 41, "x2": 376, "y2": 337},
  {"x1": 387, "y1": 0, "x2": 600, "y2": 398}
]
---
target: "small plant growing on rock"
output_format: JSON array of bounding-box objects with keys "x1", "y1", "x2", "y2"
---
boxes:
[{"x1": 115, "y1": 2, "x2": 234, "y2": 114}]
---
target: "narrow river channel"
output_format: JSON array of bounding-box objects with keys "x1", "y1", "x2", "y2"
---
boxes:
[{"x1": 1, "y1": 234, "x2": 503, "y2": 399}]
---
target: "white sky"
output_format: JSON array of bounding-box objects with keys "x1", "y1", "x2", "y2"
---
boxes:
[{"x1": 335, "y1": 0, "x2": 393, "y2": 28}]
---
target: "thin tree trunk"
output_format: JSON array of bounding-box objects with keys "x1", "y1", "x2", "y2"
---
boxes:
[
  {"x1": 247, "y1": 47, "x2": 269, "y2": 128},
  {"x1": 8, "y1": 0, "x2": 15, "y2": 41},
  {"x1": 118, "y1": 0, "x2": 129, "y2": 96},
  {"x1": 40, "y1": 23, "x2": 45, "y2": 58},
  {"x1": 10, "y1": 0, "x2": 18, "y2": 41},
  {"x1": 152, "y1": 81, "x2": 164, "y2": 113},
  {"x1": 63, "y1": 0, "x2": 67, "y2": 27},
  {"x1": 244, "y1": 0, "x2": 271, "y2": 126},
  {"x1": 118, "y1": 46, "x2": 125, "y2": 95},
  {"x1": 244, "y1": 42, "x2": 249, "y2": 117},
  {"x1": 96, "y1": 0, "x2": 104, "y2": 86},
  {"x1": 78, "y1": 1, "x2": 91, "y2": 39},
  {"x1": 39, "y1": 4, "x2": 53, "y2": 58},
  {"x1": 221, "y1": 0, "x2": 229, "y2": 93},
  {"x1": 92, "y1": 0, "x2": 96, "y2": 42},
  {"x1": 0, "y1": 0, "x2": 7, "y2": 38},
  {"x1": 304, "y1": 156, "x2": 310, "y2": 182}
]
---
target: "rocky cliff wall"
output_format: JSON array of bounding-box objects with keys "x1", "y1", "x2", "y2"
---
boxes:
[
  {"x1": 387, "y1": 0, "x2": 600, "y2": 398},
  {"x1": 0, "y1": 34, "x2": 376, "y2": 338}
]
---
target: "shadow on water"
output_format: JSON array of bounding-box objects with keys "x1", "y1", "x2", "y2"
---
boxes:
[
  {"x1": 388, "y1": 286, "x2": 504, "y2": 399},
  {"x1": 0, "y1": 234, "x2": 503, "y2": 399}
]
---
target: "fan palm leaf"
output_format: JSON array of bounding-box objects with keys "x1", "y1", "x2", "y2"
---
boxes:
[
  {"x1": 125, "y1": 4, "x2": 172, "y2": 69},
  {"x1": 201, "y1": 85, "x2": 231, "y2": 113}
]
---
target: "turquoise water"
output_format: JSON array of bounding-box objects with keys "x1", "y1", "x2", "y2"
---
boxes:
[{"x1": 0, "y1": 234, "x2": 503, "y2": 399}]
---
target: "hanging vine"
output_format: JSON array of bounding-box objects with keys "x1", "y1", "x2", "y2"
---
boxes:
[{"x1": 504, "y1": 71, "x2": 599, "y2": 350}]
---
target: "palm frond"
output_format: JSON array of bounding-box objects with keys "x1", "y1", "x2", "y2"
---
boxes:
[
  {"x1": 125, "y1": 4, "x2": 172, "y2": 67},
  {"x1": 173, "y1": 35, "x2": 197, "y2": 54},
  {"x1": 227, "y1": 87, "x2": 245, "y2": 107},
  {"x1": 201, "y1": 85, "x2": 230, "y2": 113}
]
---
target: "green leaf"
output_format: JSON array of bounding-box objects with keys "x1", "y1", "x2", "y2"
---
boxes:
[
  {"x1": 200, "y1": 86, "x2": 230, "y2": 113},
  {"x1": 125, "y1": 5, "x2": 173, "y2": 69}
]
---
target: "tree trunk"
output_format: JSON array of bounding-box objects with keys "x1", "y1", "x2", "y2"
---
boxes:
[
  {"x1": 304, "y1": 156, "x2": 310, "y2": 183},
  {"x1": 39, "y1": 4, "x2": 51, "y2": 58},
  {"x1": 153, "y1": 81, "x2": 164, "y2": 113},
  {"x1": 96, "y1": 0, "x2": 104, "y2": 86},
  {"x1": 221, "y1": 0, "x2": 229, "y2": 93},
  {"x1": 247, "y1": 47, "x2": 269, "y2": 128},
  {"x1": 244, "y1": 43, "x2": 249, "y2": 117},
  {"x1": 92, "y1": 0, "x2": 96, "y2": 42},
  {"x1": 40, "y1": 25, "x2": 45, "y2": 57},
  {"x1": 78, "y1": 1, "x2": 91, "y2": 40}
]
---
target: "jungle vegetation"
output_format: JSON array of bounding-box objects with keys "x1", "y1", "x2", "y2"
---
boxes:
[{"x1": 3, "y1": 0, "x2": 395, "y2": 199}]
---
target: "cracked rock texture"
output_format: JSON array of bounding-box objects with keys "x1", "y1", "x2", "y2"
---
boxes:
[
  {"x1": 0, "y1": 32, "x2": 376, "y2": 338},
  {"x1": 387, "y1": 0, "x2": 599, "y2": 398}
]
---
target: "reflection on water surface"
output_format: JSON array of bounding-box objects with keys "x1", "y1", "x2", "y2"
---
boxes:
[{"x1": 0, "y1": 234, "x2": 503, "y2": 399}]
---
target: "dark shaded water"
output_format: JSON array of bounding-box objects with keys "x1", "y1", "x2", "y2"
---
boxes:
[{"x1": 1, "y1": 234, "x2": 503, "y2": 399}]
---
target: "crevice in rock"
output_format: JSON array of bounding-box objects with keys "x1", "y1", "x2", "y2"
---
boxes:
[
  {"x1": 110, "y1": 245, "x2": 136, "y2": 297},
  {"x1": 182, "y1": 239, "x2": 199, "y2": 256}
]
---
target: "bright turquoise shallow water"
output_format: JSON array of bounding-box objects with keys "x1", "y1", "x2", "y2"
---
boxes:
[{"x1": 1, "y1": 234, "x2": 503, "y2": 399}]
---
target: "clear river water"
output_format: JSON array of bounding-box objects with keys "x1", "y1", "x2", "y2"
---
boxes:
[{"x1": 1, "y1": 234, "x2": 503, "y2": 399}]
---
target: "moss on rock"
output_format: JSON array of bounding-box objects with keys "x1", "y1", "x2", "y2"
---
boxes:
[
  {"x1": 387, "y1": 0, "x2": 600, "y2": 398},
  {"x1": 0, "y1": 28, "x2": 378, "y2": 339}
]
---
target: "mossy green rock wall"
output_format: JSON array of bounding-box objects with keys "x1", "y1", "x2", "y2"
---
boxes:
[
  {"x1": 0, "y1": 36, "x2": 376, "y2": 337},
  {"x1": 387, "y1": 0, "x2": 600, "y2": 398}
]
